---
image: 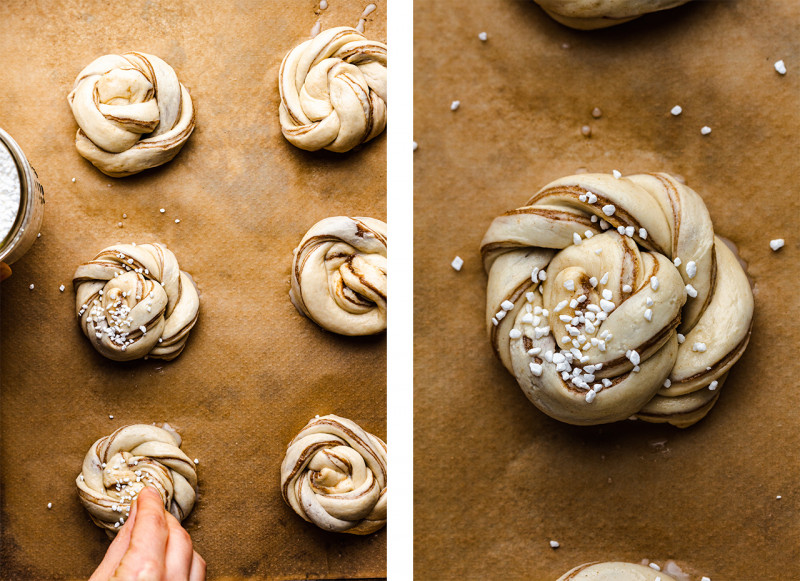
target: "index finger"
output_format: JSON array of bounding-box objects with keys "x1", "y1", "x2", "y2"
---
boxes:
[{"x1": 112, "y1": 486, "x2": 169, "y2": 579}]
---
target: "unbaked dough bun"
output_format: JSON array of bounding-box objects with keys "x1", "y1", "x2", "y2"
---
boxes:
[
  {"x1": 68, "y1": 51, "x2": 195, "y2": 176},
  {"x1": 280, "y1": 414, "x2": 387, "y2": 535},
  {"x1": 73, "y1": 242, "x2": 200, "y2": 361},
  {"x1": 534, "y1": 0, "x2": 692, "y2": 30},
  {"x1": 481, "y1": 172, "x2": 753, "y2": 427},
  {"x1": 279, "y1": 27, "x2": 387, "y2": 152},
  {"x1": 557, "y1": 562, "x2": 677, "y2": 580},
  {"x1": 76, "y1": 424, "x2": 198, "y2": 535},
  {"x1": 290, "y1": 216, "x2": 387, "y2": 335}
]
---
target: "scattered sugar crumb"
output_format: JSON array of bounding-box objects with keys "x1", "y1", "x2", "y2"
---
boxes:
[
  {"x1": 581, "y1": 125, "x2": 591, "y2": 137},
  {"x1": 412, "y1": 141, "x2": 418, "y2": 151},
  {"x1": 122, "y1": 213, "x2": 127, "y2": 219},
  {"x1": 670, "y1": 105, "x2": 682, "y2": 116},
  {"x1": 770, "y1": 238, "x2": 785, "y2": 251},
  {"x1": 71, "y1": 177, "x2": 76, "y2": 183},
  {"x1": 777, "y1": 495, "x2": 782, "y2": 499},
  {"x1": 701, "y1": 126, "x2": 712, "y2": 135},
  {"x1": 174, "y1": 219, "x2": 181, "y2": 224},
  {"x1": 649, "y1": 563, "x2": 661, "y2": 572},
  {"x1": 450, "y1": 100, "x2": 460, "y2": 111},
  {"x1": 117, "y1": 222, "x2": 123, "y2": 227},
  {"x1": 109, "y1": 414, "x2": 114, "y2": 419},
  {"x1": 451, "y1": 256, "x2": 464, "y2": 271},
  {"x1": 775, "y1": 59, "x2": 787, "y2": 75},
  {"x1": 28, "y1": 283, "x2": 34, "y2": 290},
  {"x1": 159, "y1": 208, "x2": 166, "y2": 213},
  {"x1": 549, "y1": 540, "x2": 560, "y2": 549},
  {"x1": 47, "y1": 502, "x2": 52, "y2": 509},
  {"x1": 37, "y1": 232, "x2": 41, "y2": 238},
  {"x1": 59, "y1": 284, "x2": 65, "y2": 292},
  {"x1": 591, "y1": 107, "x2": 602, "y2": 119},
  {"x1": 612, "y1": 170, "x2": 622, "y2": 179},
  {"x1": 478, "y1": 31, "x2": 488, "y2": 41},
  {"x1": 194, "y1": 458, "x2": 200, "y2": 465}
]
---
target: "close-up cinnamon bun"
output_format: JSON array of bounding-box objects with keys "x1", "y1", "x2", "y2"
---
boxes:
[{"x1": 481, "y1": 172, "x2": 753, "y2": 426}]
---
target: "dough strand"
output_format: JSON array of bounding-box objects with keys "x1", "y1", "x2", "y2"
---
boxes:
[{"x1": 481, "y1": 172, "x2": 753, "y2": 426}]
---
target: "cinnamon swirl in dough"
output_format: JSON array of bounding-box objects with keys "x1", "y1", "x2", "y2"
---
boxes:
[
  {"x1": 76, "y1": 424, "x2": 198, "y2": 535},
  {"x1": 279, "y1": 27, "x2": 387, "y2": 152},
  {"x1": 73, "y1": 243, "x2": 200, "y2": 361},
  {"x1": 68, "y1": 52, "x2": 195, "y2": 177},
  {"x1": 534, "y1": 0, "x2": 692, "y2": 30},
  {"x1": 290, "y1": 216, "x2": 387, "y2": 335},
  {"x1": 481, "y1": 172, "x2": 753, "y2": 427},
  {"x1": 557, "y1": 562, "x2": 677, "y2": 580},
  {"x1": 280, "y1": 415, "x2": 387, "y2": 535}
]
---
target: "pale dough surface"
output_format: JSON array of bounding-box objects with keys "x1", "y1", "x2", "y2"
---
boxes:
[
  {"x1": 482, "y1": 172, "x2": 753, "y2": 427},
  {"x1": 68, "y1": 51, "x2": 195, "y2": 177},
  {"x1": 279, "y1": 27, "x2": 387, "y2": 152},
  {"x1": 290, "y1": 216, "x2": 387, "y2": 335},
  {"x1": 73, "y1": 242, "x2": 200, "y2": 361},
  {"x1": 76, "y1": 423, "x2": 198, "y2": 535},
  {"x1": 280, "y1": 414, "x2": 387, "y2": 535},
  {"x1": 557, "y1": 562, "x2": 677, "y2": 580},
  {"x1": 535, "y1": 0, "x2": 692, "y2": 29}
]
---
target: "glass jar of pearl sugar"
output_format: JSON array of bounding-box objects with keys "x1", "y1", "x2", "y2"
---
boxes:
[{"x1": 0, "y1": 128, "x2": 44, "y2": 265}]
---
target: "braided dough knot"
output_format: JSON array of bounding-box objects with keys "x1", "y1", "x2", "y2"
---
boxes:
[
  {"x1": 557, "y1": 562, "x2": 677, "y2": 580},
  {"x1": 534, "y1": 0, "x2": 692, "y2": 29},
  {"x1": 481, "y1": 172, "x2": 753, "y2": 427},
  {"x1": 73, "y1": 243, "x2": 200, "y2": 361},
  {"x1": 279, "y1": 27, "x2": 387, "y2": 152},
  {"x1": 280, "y1": 415, "x2": 387, "y2": 535},
  {"x1": 76, "y1": 424, "x2": 198, "y2": 534},
  {"x1": 291, "y1": 216, "x2": 387, "y2": 335},
  {"x1": 68, "y1": 51, "x2": 195, "y2": 176}
]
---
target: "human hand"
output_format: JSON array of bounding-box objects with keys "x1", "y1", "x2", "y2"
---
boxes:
[{"x1": 89, "y1": 486, "x2": 206, "y2": 581}]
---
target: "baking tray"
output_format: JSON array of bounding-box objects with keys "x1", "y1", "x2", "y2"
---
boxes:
[
  {"x1": 0, "y1": 0, "x2": 386, "y2": 579},
  {"x1": 413, "y1": 0, "x2": 800, "y2": 578}
]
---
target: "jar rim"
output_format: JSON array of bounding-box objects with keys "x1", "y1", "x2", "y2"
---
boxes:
[{"x1": 0, "y1": 128, "x2": 33, "y2": 262}]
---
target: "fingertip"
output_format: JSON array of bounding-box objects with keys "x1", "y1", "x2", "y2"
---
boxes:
[
  {"x1": 137, "y1": 485, "x2": 162, "y2": 505},
  {"x1": 189, "y1": 550, "x2": 207, "y2": 581}
]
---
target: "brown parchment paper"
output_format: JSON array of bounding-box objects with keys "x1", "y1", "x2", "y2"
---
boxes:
[
  {"x1": 0, "y1": 1, "x2": 386, "y2": 579},
  {"x1": 414, "y1": 1, "x2": 800, "y2": 579}
]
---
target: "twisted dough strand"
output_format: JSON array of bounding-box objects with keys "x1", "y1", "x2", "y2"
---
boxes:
[
  {"x1": 557, "y1": 562, "x2": 677, "y2": 580},
  {"x1": 280, "y1": 415, "x2": 387, "y2": 535},
  {"x1": 73, "y1": 243, "x2": 200, "y2": 361},
  {"x1": 76, "y1": 424, "x2": 198, "y2": 535},
  {"x1": 279, "y1": 27, "x2": 387, "y2": 152},
  {"x1": 481, "y1": 172, "x2": 753, "y2": 427},
  {"x1": 290, "y1": 216, "x2": 387, "y2": 335},
  {"x1": 68, "y1": 52, "x2": 195, "y2": 176},
  {"x1": 534, "y1": 0, "x2": 692, "y2": 29}
]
